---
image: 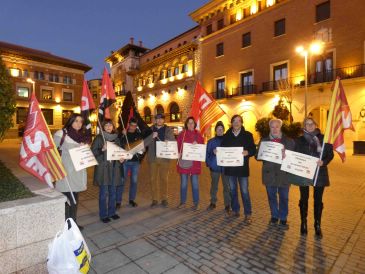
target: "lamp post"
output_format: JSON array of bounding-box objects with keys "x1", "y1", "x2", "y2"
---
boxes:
[
  {"x1": 26, "y1": 78, "x2": 35, "y2": 95},
  {"x1": 295, "y1": 41, "x2": 324, "y2": 118}
]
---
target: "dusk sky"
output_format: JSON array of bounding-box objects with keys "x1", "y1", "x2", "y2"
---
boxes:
[{"x1": 0, "y1": 0, "x2": 209, "y2": 79}]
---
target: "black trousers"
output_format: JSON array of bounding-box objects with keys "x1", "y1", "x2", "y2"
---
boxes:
[
  {"x1": 62, "y1": 192, "x2": 79, "y2": 222},
  {"x1": 299, "y1": 186, "x2": 325, "y2": 222}
]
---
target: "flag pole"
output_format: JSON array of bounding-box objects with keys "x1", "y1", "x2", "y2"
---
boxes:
[
  {"x1": 97, "y1": 113, "x2": 106, "y2": 144},
  {"x1": 119, "y1": 112, "x2": 131, "y2": 150},
  {"x1": 65, "y1": 177, "x2": 77, "y2": 205},
  {"x1": 313, "y1": 142, "x2": 325, "y2": 186}
]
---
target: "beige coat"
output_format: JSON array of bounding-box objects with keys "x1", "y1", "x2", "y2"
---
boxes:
[{"x1": 53, "y1": 130, "x2": 87, "y2": 193}]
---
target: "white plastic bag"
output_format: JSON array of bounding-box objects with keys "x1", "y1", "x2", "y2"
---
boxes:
[{"x1": 47, "y1": 218, "x2": 91, "y2": 274}]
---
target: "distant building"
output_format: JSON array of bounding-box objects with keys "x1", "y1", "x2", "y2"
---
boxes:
[{"x1": 0, "y1": 41, "x2": 91, "y2": 138}]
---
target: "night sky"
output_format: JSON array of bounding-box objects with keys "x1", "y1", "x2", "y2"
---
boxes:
[{"x1": 0, "y1": 0, "x2": 209, "y2": 79}]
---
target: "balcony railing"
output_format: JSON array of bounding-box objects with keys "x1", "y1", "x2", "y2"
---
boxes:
[
  {"x1": 231, "y1": 85, "x2": 257, "y2": 96},
  {"x1": 309, "y1": 64, "x2": 365, "y2": 84}
]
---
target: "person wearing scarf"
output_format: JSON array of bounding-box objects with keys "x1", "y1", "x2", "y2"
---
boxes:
[
  {"x1": 295, "y1": 117, "x2": 334, "y2": 238},
  {"x1": 91, "y1": 119, "x2": 125, "y2": 223},
  {"x1": 53, "y1": 113, "x2": 91, "y2": 230},
  {"x1": 256, "y1": 119, "x2": 295, "y2": 228}
]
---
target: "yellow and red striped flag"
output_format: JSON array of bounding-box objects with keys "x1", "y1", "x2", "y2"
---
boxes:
[
  {"x1": 190, "y1": 81, "x2": 225, "y2": 134},
  {"x1": 19, "y1": 92, "x2": 67, "y2": 188},
  {"x1": 323, "y1": 77, "x2": 354, "y2": 162}
]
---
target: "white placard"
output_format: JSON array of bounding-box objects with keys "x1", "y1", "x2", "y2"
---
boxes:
[
  {"x1": 156, "y1": 141, "x2": 179, "y2": 159},
  {"x1": 182, "y1": 143, "x2": 206, "y2": 162},
  {"x1": 216, "y1": 147, "x2": 244, "y2": 166},
  {"x1": 280, "y1": 150, "x2": 319, "y2": 179},
  {"x1": 257, "y1": 141, "x2": 285, "y2": 164},
  {"x1": 128, "y1": 140, "x2": 145, "y2": 155},
  {"x1": 106, "y1": 141, "x2": 133, "y2": 161},
  {"x1": 69, "y1": 145, "x2": 98, "y2": 171}
]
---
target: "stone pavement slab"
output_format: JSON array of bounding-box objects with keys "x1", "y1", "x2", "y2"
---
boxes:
[
  {"x1": 118, "y1": 239, "x2": 157, "y2": 261},
  {"x1": 135, "y1": 250, "x2": 180, "y2": 274},
  {"x1": 91, "y1": 249, "x2": 130, "y2": 274}
]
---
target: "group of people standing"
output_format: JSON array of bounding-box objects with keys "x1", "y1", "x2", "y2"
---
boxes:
[{"x1": 53, "y1": 112, "x2": 333, "y2": 239}]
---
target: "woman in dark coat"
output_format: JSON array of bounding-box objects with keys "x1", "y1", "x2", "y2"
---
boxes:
[
  {"x1": 91, "y1": 119, "x2": 125, "y2": 223},
  {"x1": 221, "y1": 115, "x2": 256, "y2": 223},
  {"x1": 256, "y1": 119, "x2": 295, "y2": 227},
  {"x1": 295, "y1": 117, "x2": 334, "y2": 238}
]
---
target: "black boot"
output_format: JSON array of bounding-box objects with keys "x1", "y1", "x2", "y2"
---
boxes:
[
  {"x1": 314, "y1": 202, "x2": 323, "y2": 239},
  {"x1": 299, "y1": 200, "x2": 308, "y2": 235}
]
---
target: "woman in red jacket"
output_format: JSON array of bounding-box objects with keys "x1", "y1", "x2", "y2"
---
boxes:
[{"x1": 177, "y1": 117, "x2": 204, "y2": 210}]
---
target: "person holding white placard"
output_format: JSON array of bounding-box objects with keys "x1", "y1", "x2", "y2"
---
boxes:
[
  {"x1": 91, "y1": 119, "x2": 125, "y2": 223},
  {"x1": 221, "y1": 115, "x2": 256, "y2": 223},
  {"x1": 147, "y1": 113, "x2": 175, "y2": 208},
  {"x1": 206, "y1": 121, "x2": 231, "y2": 215},
  {"x1": 295, "y1": 117, "x2": 334, "y2": 238},
  {"x1": 256, "y1": 119, "x2": 294, "y2": 227},
  {"x1": 53, "y1": 113, "x2": 90, "y2": 230},
  {"x1": 177, "y1": 117, "x2": 204, "y2": 211}
]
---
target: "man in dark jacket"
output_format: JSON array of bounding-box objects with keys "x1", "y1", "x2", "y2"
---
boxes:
[
  {"x1": 147, "y1": 113, "x2": 175, "y2": 207},
  {"x1": 256, "y1": 119, "x2": 295, "y2": 227},
  {"x1": 206, "y1": 121, "x2": 231, "y2": 214},
  {"x1": 116, "y1": 118, "x2": 144, "y2": 208},
  {"x1": 221, "y1": 115, "x2": 256, "y2": 223}
]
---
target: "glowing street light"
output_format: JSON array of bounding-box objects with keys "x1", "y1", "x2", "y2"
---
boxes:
[{"x1": 295, "y1": 41, "x2": 324, "y2": 117}]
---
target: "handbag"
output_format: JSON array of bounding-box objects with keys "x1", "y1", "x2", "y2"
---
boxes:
[
  {"x1": 57, "y1": 129, "x2": 67, "y2": 156},
  {"x1": 178, "y1": 130, "x2": 195, "y2": 169}
]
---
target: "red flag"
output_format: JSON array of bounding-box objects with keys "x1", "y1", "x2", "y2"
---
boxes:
[
  {"x1": 126, "y1": 106, "x2": 134, "y2": 130},
  {"x1": 99, "y1": 67, "x2": 116, "y2": 121},
  {"x1": 323, "y1": 77, "x2": 354, "y2": 162},
  {"x1": 19, "y1": 93, "x2": 67, "y2": 187},
  {"x1": 190, "y1": 81, "x2": 225, "y2": 134},
  {"x1": 81, "y1": 80, "x2": 95, "y2": 141}
]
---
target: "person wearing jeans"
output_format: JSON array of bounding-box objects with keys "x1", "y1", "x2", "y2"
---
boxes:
[
  {"x1": 206, "y1": 121, "x2": 231, "y2": 214},
  {"x1": 117, "y1": 118, "x2": 143, "y2": 208},
  {"x1": 176, "y1": 117, "x2": 204, "y2": 211},
  {"x1": 256, "y1": 119, "x2": 294, "y2": 227},
  {"x1": 221, "y1": 114, "x2": 256, "y2": 223}
]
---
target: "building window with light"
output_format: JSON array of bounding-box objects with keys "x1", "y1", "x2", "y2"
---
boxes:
[
  {"x1": 216, "y1": 42, "x2": 224, "y2": 57},
  {"x1": 144, "y1": 106, "x2": 152, "y2": 123},
  {"x1": 16, "y1": 107, "x2": 28, "y2": 124},
  {"x1": 23, "y1": 69, "x2": 29, "y2": 77},
  {"x1": 242, "y1": 32, "x2": 251, "y2": 48},
  {"x1": 314, "y1": 52, "x2": 333, "y2": 83},
  {"x1": 34, "y1": 71, "x2": 44, "y2": 80},
  {"x1": 62, "y1": 89, "x2": 73, "y2": 102},
  {"x1": 181, "y1": 64, "x2": 188, "y2": 74},
  {"x1": 170, "y1": 102, "x2": 180, "y2": 122},
  {"x1": 167, "y1": 69, "x2": 172, "y2": 78},
  {"x1": 240, "y1": 71, "x2": 254, "y2": 94},
  {"x1": 215, "y1": 78, "x2": 226, "y2": 98},
  {"x1": 174, "y1": 67, "x2": 179, "y2": 76},
  {"x1": 206, "y1": 24, "x2": 213, "y2": 35},
  {"x1": 273, "y1": 63, "x2": 288, "y2": 82},
  {"x1": 316, "y1": 1, "x2": 330, "y2": 22},
  {"x1": 63, "y1": 75, "x2": 72, "y2": 84},
  {"x1": 17, "y1": 86, "x2": 29, "y2": 98},
  {"x1": 41, "y1": 88, "x2": 53, "y2": 100},
  {"x1": 274, "y1": 18, "x2": 286, "y2": 37},
  {"x1": 217, "y1": 19, "x2": 224, "y2": 30},
  {"x1": 159, "y1": 71, "x2": 165, "y2": 80},
  {"x1": 62, "y1": 110, "x2": 74, "y2": 125},
  {"x1": 42, "y1": 109, "x2": 53, "y2": 125}
]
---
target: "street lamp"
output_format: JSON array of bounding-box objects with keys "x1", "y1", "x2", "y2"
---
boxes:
[
  {"x1": 26, "y1": 78, "x2": 35, "y2": 95},
  {"x1": 295, "y1": 41, "x2": 324, "y2": 117}
]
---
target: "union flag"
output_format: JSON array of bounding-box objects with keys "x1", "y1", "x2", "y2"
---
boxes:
[
  {"x1": 190, "y1": 81, "x2": 225, "y2": 134},
  {"x1": 98, "y1": 67, "x2": 116, "y2": 122},
  {"x1": 19, "y1": 93, "x2": 67, "y2": 187}
]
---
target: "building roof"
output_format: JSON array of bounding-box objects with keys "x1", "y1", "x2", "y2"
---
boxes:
[{"x1": 0, "y1": 40, "x2": 92, "y2": 72}]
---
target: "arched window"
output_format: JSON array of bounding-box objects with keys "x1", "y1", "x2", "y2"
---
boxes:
[
  {"x1": 144, "y1": 106, "x2": 152, "y2": 123},
  {"x1": 156, "y1": 104, "x2": 164, "y2": 115},
  {"x1": 170, "y1": 102, "x2": 180, "y2": 122}
]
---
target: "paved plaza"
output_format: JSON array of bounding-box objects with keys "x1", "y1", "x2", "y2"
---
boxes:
[{"x1": 1, "y1": 139, "x2": 365, "y2": 273}]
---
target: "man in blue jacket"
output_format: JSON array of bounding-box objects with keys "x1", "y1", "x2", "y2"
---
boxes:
[{"x1": 206, "y1": 121, "x2": 231, "y2": 215}]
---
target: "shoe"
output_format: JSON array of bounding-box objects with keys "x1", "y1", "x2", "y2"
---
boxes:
[
  {"x1": 177, "y1": 203, "x2": 186, "y2": 209},
  {"x1": 224, "y1": 206, "x2": 231, "y2": 216},
  {"x1": 129, "y1": 200, "x2": 138, "y2": 207},
  {"x1": 161, "y1": 200, "x2": 168, "y2": 207},
  {"x1": 101, "y1": 218, "x2": 111, "y2": 223},
  {"x1": 207, "y1": 203, "x2": 216, "y2": 210},
  {"x1": 111, "y1": 214, "x2": 120, "y2": 220},
  {"x1": 300, "y1": 221, "x2": 308, "y2": 235},
  {"x1": 314, "y1": 221, "x2": 323, "y2": 239},
  {"x1": 116, "y1": 203, "x2": 121, "y2": 209},
  {"x1": 299, "y1": 200, "x2": 308, "y2": 236},
  {"x1": 279, "y1": 220, "x2": 289, "y2": 229},
  {"x1": 244, "y1": 215, "x2": 252, "y2": 224},
  {"x1": 269, "y1": 217, "x2": 279, "y2": 225},
  {"x1": 193, "y1": 204, "x2": 200, "y2": 211},
  {"x1": 233, "y1": 211, "x2": 240, "y2": 217},
  {"x1": 150, "y1": 200, "x2": 158, "y2": 207}
]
